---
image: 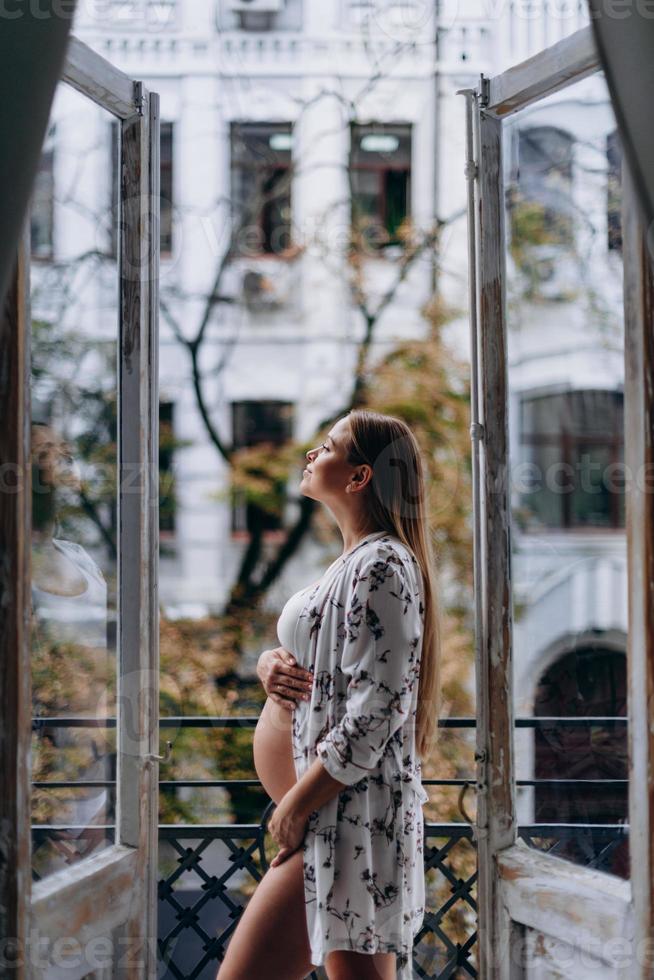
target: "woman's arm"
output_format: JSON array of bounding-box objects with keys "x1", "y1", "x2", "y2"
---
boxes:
[
  {"x1": 315, "y1": 555, "x2": 424, "y2": 784},
  {"x1": 268, "y1": 756, "x2": 346, "y2": 865},
  {"x1": 290, "y1": 754, "x2": 347, "y2": 812}
]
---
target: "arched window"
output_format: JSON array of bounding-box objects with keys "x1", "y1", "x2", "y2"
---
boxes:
[
  {"x1": 533, "y1": 645, "x2": 628, "y2": 877},
  {"x1": 518, "y1": 388, "x2": 625, "y2": 530}
]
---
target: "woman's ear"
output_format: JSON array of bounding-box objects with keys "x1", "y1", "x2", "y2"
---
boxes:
[
  {"x1": 350, "y1": 465, "x2": 372, "y2": 492},
  {"x1": 345, "y1": 467, "x2": 372, "y2": 491}
]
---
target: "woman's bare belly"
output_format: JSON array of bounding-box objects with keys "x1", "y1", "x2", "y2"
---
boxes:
[
  {"x1": 253, "y1": 697, "x2": 299, "y2": 805},
  {"x1": 254, "y1": 577, "x2": 321, "y2": 805}
]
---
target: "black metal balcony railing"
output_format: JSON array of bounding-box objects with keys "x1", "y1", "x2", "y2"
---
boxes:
[{"x1": 31, "y1": 716, "x2": 629, "y2": 980}]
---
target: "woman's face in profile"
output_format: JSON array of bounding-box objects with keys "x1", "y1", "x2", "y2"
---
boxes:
[{"x1": 300, "y1": 417, "x2": 358, "y2": 502}]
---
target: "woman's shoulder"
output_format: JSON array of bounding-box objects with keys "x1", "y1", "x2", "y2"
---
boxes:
[
  {"x1": 354, "y1": 533, "x2": 420, "y2": 579},
  {"x1": 349, "y1": 534, "x2": 425, "y2": 616}
]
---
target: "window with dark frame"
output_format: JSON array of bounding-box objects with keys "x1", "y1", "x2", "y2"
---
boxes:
[
  {"x1": 230, "y1": 400, "x2": 294, "y2": 534},
  {"x1": 350, "y1": 123, "x2": 411, "y2": 249},
  {"x1": 234, "y1": 10, "x2": 279, "y2": 31},
  {"x1": 230, "y1": 123, "x2": 293, "y2": 256},
  {"x1": 110, "y1": 120, "x2": 174, "y2": 256},
  {"x1": 31, "y1": 145, "x2": 55, "y2": 260},
  {"x1": 159, "y1": 401, "x2": 176, "y2": 534},
  {"x1": 512, "y1": 125, "x2": 575, "y2": 248},
  {"x1": 518, "y1": 389, "x2": 625, "y2": 530},
  {"x1": 607, "y1": 128, "x2": 623, "y2": 253}
]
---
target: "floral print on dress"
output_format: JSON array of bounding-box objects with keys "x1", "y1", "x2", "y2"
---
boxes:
[{"x1": 289, "y1": 532, "x2": 428, "y2": 979}]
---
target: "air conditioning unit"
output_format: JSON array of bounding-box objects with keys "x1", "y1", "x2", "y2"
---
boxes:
[
  {"x1": 229, "y1": 0, "x2": 284, "y2": 13},
  {"x1": 241, "y1": 268, "x2": 283, "y2": 312}
]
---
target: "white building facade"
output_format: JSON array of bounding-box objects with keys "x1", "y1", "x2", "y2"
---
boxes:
[{"x1": 34, "y1": 0, "x2": 626, "y2": 838}]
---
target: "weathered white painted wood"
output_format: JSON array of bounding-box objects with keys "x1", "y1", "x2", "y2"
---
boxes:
[
  {"x1": 587, "y1": 6, "x2": 654, "y2": 232},
  {"x1": 113, "y1": 85, "x2": 160, "y2": 977},
  {"x1": 144, "y1": 88, "x2": 161, "y2": 972},
  {"x1": 28, "y1": 61, "x2": 159, "y2": 980},
  {"x1": 622, "y1": 166, "x2": 654, "y2": 980},
  {"x1": 498, "y1": 842, "x2": 632, "y2": 955},
  {"x1": 474, "y1": 104, "x2": 517, "y2": 980},
  {"x1": 0, "y1": 228, "x2": 31, "y2": 979},
  {"x1": 485, "y1": 27, "x2": 598, "y2": 118},
  {"x1": 523, "y1": 928, "x2": 622, "y2": 979},
  {"x1": 63, "y1": 37, "x2": 136, "y2": 119},
  {"x1": 31, "y1": 845, "x2": 139, "y2": 951},
  {"x1": 471, "y1": 33, "x2": 647, "y2": 980}
]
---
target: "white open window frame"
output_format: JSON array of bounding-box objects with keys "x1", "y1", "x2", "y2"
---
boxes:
[
  {"x1": 0, "y1": 38, "x2": 160, "y2": 978},
  {"x1": 462, "y1": 26, "x2": 653, "y2": 979}
]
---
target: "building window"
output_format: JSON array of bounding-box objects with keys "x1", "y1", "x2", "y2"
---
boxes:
[
  {"x1": 217, "y1": 0, "x2": 302, "y2": 31},
  {"x1": 110, "y1": 120, "x2": 174, "y2": 256},
  {"x1": 346, "y1": 0, "x2": 376, "y2": 25},
  {"x1": 230, "y1": 123, "x2": 293, "y2": 256},
  {"x1": 350, "y1": 123, "x2": 411, "y2": 249},
  {"x1": 31, "y1": 142, "x2": 54, "y2": 260},
  {"x1": 231, "y1": 400, "x2": 294, "y2": 533},
  {"x1": 99, "y1": 0, "x2": 177, "y2": 28},
  {"x1": 518, "y1": 389, "x2": 624, "y2": 530},
  {"x1": 511, "y1": 125, "x2": 575, "y2": 249},
  {"x1": 534, "y1": 645, "x2": 628, "y2": 878},
  {"x1": 607, "y1": 129, "x2": 622, "y2": 253},
  {"x1": 159, "y1": 401, "x2": 176, "y2": 534},
  {"x1": 233, "y1": 8, "x2": 280, "y2": 31}
]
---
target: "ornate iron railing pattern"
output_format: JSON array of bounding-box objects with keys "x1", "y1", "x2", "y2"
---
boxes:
[{"x1": 31, "y1": 716, "x2": 629, "y2": 979}]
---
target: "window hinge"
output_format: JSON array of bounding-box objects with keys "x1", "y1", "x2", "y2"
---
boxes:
[
  {"x1": 479, "y1": 73, "x2": 490, "y2": 109},
  {"x1": 133, "y1": 81, "x2": 146, "y2": 116}
]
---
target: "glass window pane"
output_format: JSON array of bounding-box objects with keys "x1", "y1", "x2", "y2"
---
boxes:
[
  {"x1": 351, "y1": 167, "x2": 380, "y2": 220},
  {"x1": 505, "y1": 73, "x2": 629, "y2": 878},
  {"x1": 231, "y1": 401, "x2": 294, "y2": 533},
  {"x1": 518, "y1": 390, "x2": 624, "y2": 530},
  {"x1": 30, "y1": 83, "x2": 119, "y2": 880}
]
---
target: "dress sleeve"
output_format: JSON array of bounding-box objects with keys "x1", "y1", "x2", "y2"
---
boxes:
[{"x1": 315, "y1": 553, "x2": 424, "y2": 786}]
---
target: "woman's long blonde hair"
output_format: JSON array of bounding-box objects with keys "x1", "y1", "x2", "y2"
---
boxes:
[{"x1": 342, "y1": 409, "x2": 442, "y2": 760}]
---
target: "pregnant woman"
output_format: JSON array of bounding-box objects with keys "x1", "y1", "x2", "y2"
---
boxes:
[{"x1": 217, "y1": 409, "x2": 441, "y2": 980}]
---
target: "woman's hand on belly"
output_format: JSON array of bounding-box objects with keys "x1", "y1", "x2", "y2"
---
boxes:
[{"x1": 256, "y1": 646, "x2": 313, "y2": 710}]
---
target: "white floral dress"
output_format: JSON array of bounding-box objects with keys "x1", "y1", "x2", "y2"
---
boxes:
[{"x1": 279, "y1": 530, "x2": 428, "y2": 978}]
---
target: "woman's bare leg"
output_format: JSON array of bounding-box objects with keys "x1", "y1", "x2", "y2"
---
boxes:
[
  {"x1": 215, "y1": 847, "x2": 315, "y2": 980},
  {"x1": 325, "y1": 949, "x2": 397, "y2": 980}
]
